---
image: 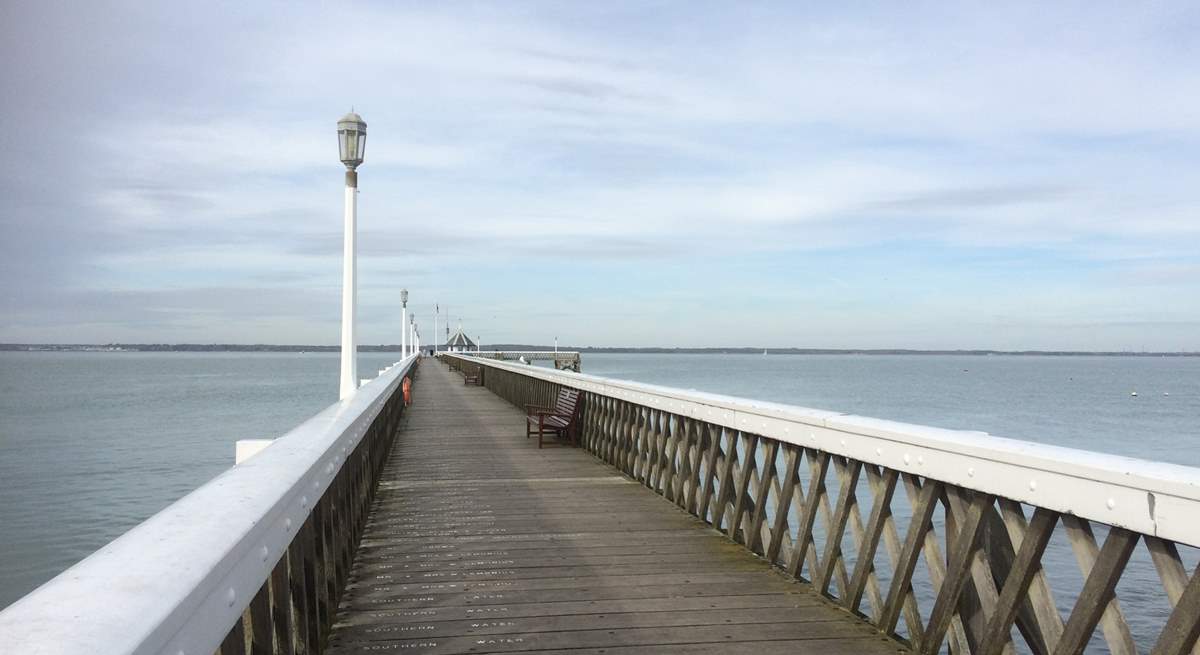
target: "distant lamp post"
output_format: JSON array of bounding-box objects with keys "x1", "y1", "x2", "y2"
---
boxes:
[
  {"x1": 400, "y1": 288, "x2": 409, "y2": 358},
  {"x1": 410, "y1": 314, "x2": 416, "y2": 358},
  {"x1": 337, "y1": 110, "x2": 367, "y2": 399}
]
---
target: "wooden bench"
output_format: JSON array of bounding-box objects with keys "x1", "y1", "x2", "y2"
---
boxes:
[
  {"x1": 526, "y1": 388, "x2": 582, "y2": 449},
  {"x1": 463, "y1": 370, "x2": 482, "y2": 385}
]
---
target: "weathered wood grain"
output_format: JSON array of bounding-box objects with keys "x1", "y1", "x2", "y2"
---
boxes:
[{"x1": 325, "y1": 363, "x2": 905, "y2": 655}]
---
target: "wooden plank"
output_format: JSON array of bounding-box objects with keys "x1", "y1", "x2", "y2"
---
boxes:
[
  {"x1": 880, "y1": 476, "x2": 941, "y2": 635},
  {"x1": 1152, "y1": 565, "x2": 1200, "y2": 655},
  {"x1": 920, "y1": 491, "x2": 993, "y2": 655},
  {"x1": 994, "y1": 499, "x2": 1063, "y2": 648},
  {"x1": 977, "y1": 507, "x2": 1059, "y2": 655},
  {"x1": 1054, "y1": 526, "x2": 1139, "y2": 655},
  {"x1": 845, "y1": 467, "x2": 898, "y2": 614},
  {"x1": 711, "y1": 429, "x2": 741, "y2": 533},
  {"x1": 727, "y1": 433, "x2": 761, "y2": 544},
  {"x1": 871, "y1": 467, "x2": 924, "y2": 638},
  {"x1": 268, "y1": 552, "x2": 295, "y2": 655},
  {"x1": 696, "y1": 422, "x2": 722, "y2": 524},
  {"x1": 787, "y1": 450, "x2": 830, "y2": 580},
  {"x1": 1060, "y1": 516, "x2": 1138, "y2": 655},
  {"x1": 814, "y1": 457, "x2": 862, "y2": 597},
  {"x1": 765, "y1": 445, "x2": 802, "y2": 565},
  {"x1": 324, "y1": 363, "x2": 906, "y2": 655},
  {"x1": 746, "y1": 439, "x2": 780, "y2": 554}
]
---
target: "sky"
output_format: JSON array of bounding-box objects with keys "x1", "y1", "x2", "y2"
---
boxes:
[{"x1": 1, "y1": 2, "x2": 1198, "y2": 350}]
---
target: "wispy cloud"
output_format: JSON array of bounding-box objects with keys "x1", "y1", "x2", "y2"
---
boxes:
[{"x1": 1, "y1": 2, "x2": 1198, "y2": 348}]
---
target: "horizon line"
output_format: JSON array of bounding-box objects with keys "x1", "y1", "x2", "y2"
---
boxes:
[{"x1": 2, "y1": 343, "x2": 1198, "y2": 356}]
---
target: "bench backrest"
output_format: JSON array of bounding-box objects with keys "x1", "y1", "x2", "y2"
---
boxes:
[{"x1": 554, "y1": 388, "x2": 582, "y2": 421}]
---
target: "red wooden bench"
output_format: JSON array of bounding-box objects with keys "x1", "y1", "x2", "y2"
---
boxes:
[{"x1": 525, "y1": 388, "x2": 582, "y2": 449}]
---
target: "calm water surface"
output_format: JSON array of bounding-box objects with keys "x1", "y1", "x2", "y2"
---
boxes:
[
  {"x1": 0, "y1": 351, "x2": 402, "y2": 609},
  {"x1": 2, "y1": 351, "x2": 1198, "y2": 641}
]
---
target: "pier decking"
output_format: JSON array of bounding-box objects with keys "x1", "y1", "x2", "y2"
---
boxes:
[{"x1": 326, "y1": 362, "x2": 900, "y2": 654}]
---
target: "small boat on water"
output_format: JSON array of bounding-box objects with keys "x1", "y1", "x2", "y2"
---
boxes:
[{"x1": 1131, "y1": 390, "x2": 1138, "y2": 397}]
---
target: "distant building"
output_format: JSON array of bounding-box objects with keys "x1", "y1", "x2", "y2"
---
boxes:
[{"x1": 445, "y1": 322, "x2": 477, "y2": 352}]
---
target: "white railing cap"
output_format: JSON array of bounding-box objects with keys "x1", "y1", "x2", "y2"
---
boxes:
[
  {"x1": 0, "y1": 355, "x2": 417, "y2": 655},
  {"x1": 452, "y1": 353, "x2": 1200, "y2": 546}
]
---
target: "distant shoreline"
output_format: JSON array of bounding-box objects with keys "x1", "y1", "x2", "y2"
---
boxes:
[{"x1": 1, "y1": 344, "x2": 1196, "y2": 357}]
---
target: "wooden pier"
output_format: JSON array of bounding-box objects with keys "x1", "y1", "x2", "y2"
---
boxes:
[
  {"x1": 326, "y1": 363, "x2": 901, "y2": 654},
  {"x1": 5, "y1": 352, "x2": 1198, "y2": 654}
]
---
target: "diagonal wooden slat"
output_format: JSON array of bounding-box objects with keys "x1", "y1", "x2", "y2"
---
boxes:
[
  {"x1": 696, "y1": 422, "x2": 722, "y2": 523},
  {"x1": 899, "y1": 474, "x2": 971, "y2": 653},
  {"x1": 655, "y1": 412, "x2": 675, "y2": 495},
  {"x1": 682, "y1": 418, "x2": 703, "y2": 514},
  {"x1": 997, "y1": 498, "x2": 1064, "y2": 653},
  {"x1": 1061, "y1": 516, "x2": 1139, "y2": 655},
  {"x1": 977, "y1": 507, "x2": 1060, "y2": 655},
  {"x1": 1152, "y1": 565, "x2": 1200, "y2": 655},
  {"x1": 711, "y1": 430, "x2": 741, "y2": 532},
  {"x1": 1054, "y1": 525, "x2": 1139, "y2": 655},
  {"x1": 921, "y1": 490, "x2": 994, "y2": 655},
  {"x1": 1145, "y1": 537, "x2": 1200, "y2": 655},
  {"x1": 746, "y1": 439, "x2": 780, "y2": 554},
  {"x1": 658, "y1": 413, "x2": 677, "y2": 497},
  {"x1": 880, "y1": 476, "x2": 942, "y2": 635},
  {"x1": 766, "y1": 446, "x2": 802, "y2": 565},
  {"x1": 728, "y1": 433, "x2": 761, "y2": 543},
  {"x1": 815, "y1": 457, "x2": 863, "y2": 597},
  {"x1": 846, "y1": 467, "x2": 899, "y2": 614},
  {"x1": 945, "y1": 486, "x2": 1007, "y2": 652},
  {"x1": 787, "y1": 450, "x2": 830, "y2": 580},
  {"x1": 872, "y1": 468, "x2": 926, "y2": 641},
  {"x1": 671, "y1": 415, "x2": 693, "y2": 508}
]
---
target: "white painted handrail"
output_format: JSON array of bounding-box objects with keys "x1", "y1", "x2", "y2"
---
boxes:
[
  {"x1": 451, "y1": 353, "x2": 1200, "y2": 546},
  {"x1": 0, "y1": 354, "x2": 418, "y2": 655}
]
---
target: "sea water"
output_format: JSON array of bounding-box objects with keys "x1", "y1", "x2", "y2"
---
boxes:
[{"x1": 2, "y1": 351, "x2": 1197, "y2": 644}]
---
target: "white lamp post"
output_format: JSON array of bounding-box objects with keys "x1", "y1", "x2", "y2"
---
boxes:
[
  {"x1": 337, "y1": 110, "x2": 366, "y2": 399},
  {"x1": 400, "y1": 288, "x2": 408, "y2": 358},
  {"x1": 433, "y1": 304, "x2": 438, "y2": 356},
  {"x1": 410, "y1": 314, "x2": 416, "y2": 358}
]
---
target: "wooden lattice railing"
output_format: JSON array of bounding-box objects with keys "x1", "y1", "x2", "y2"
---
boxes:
[
  {"x1": 0, "y1": 356, "x2": 420, "y2": 655},
  {"x1": 442, "y1": 353, "x2": 1200, "y2": 655}
]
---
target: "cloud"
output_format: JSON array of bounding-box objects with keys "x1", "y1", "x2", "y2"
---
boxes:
[{"x1": 1, "y1": 2, "x2": 1199, "y2": 347}]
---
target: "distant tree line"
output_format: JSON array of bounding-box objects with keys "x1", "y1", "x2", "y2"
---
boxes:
[{"x1": 1, "y1": 343, "x2": 1196, "y2": 356}]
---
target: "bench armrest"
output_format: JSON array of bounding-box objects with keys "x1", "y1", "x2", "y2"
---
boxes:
[{"x1": 525, "y1": 403, "x2": 553, "y2": 414}]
